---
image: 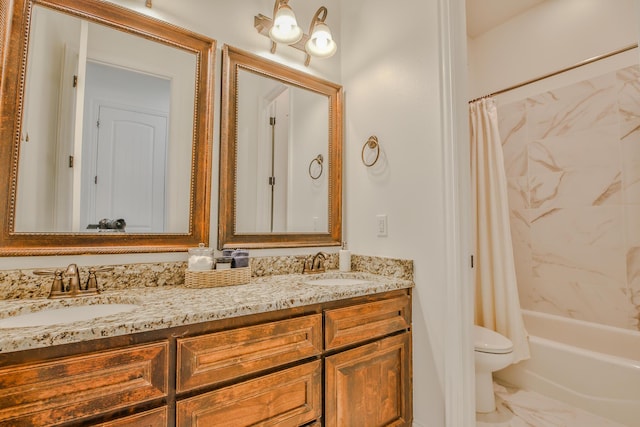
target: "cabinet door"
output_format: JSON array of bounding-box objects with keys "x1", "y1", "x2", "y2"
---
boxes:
[
  {"x1": 0, "y1": 342, "x2": 168, "y2": 426},
  {"x1": 176, "y1": 360, "x2": 322, "y2": 427},
  {"x1": 325, "y1": 333, "x2": 412, "y2": 427}
]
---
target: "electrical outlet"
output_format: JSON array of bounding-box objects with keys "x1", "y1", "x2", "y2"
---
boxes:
[{"x1": 376, "y1": 214, "x2": 387, "y2": 237}]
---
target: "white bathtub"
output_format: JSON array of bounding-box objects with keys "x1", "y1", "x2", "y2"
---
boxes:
[{"x1": 495, "y1": 309, "x2": 640, "y2": 426}]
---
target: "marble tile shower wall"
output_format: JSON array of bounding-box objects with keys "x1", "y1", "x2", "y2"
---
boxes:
[{"x1": 497, "y1": 64, "x2": 640, "y2": 331}]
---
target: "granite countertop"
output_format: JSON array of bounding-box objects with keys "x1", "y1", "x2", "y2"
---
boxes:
[{"x1": 0, "y1": 271, "x2": 413, "y2": 354}]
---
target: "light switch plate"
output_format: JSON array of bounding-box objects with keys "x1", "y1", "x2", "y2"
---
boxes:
[{"x1": 376, "y1": 214, "x2": 387, "y2": 237}]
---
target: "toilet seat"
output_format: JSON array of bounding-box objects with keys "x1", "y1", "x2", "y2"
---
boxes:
[{"x1": 473, "y1": 325, "x2": 513, "y2": 354}]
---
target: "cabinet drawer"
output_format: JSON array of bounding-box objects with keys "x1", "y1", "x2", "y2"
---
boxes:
[
  {"x1": 93, "y1": 406, "x2": 168, "y2": 426},
  {"x1": 0, "y1": 341, "x2": 168, "y2": 426},
  {"x1": 325, "y1": 294, "x2": 410, "y2": 350},
  {"x1": 177, "y1": 314, "x2": 322, "y2": 392},
  {"x1": 176, "y1": 360, "x2": 322, "y2": 427}
]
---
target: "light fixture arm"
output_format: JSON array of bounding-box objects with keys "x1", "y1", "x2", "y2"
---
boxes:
[
  {"x1": 254, "y1": 3, "x2": 336, "y2": 67},
  {"x1": 309, "y1": 6, "x2": 328, "y2": 30}
]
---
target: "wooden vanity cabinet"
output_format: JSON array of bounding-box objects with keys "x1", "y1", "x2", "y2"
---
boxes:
[
  {"x1": 324, "y1": 294, "x2": 413, "y2": 427},
  {"x1": 176, "y1": 314, "x2": 323, "y2": 393},
  {"x1": 0, "y1": 342, "x2": 168, "y2": 426},
  {"x1": 93, "y1": 407, "x2": 168, "y2": 427},
  {"x1": 176, "y1": 360, "x2": 322, "y2": 426},
  {"x1": 175, "y1": 314, "x2": 324, "y2": 426},
  {"x1": 325, "y1": 333, "x2": 412, "y2": 427},
  {"x1": 0, "y1": 289, "x2": 411, "y2": 427}
]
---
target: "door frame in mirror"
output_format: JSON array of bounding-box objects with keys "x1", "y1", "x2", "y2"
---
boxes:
[
  {"x1": 219, "y1": 45, "x2": 342, "y2": 249},
  {"x1": 0, "y1": 0, "x2": 215, "y2": 255}
]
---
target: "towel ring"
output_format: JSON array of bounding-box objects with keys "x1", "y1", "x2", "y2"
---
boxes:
[
  {"x1": 361, "y1": 135, "x2": 380, "y2": 167},
  {"x1": 309, "y1": 154, "x2": 323, "y2": 180}
]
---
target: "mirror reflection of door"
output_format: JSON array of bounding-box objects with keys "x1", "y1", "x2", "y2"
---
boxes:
[
  {"x1": 80, "y1": 61, "x2": 169, "y2": 232},
  {"x1": 256, "y1": 87, "x2": 290, "y2": 233},
  {"x1": 235, "y1": 68, "x2": 329, "y2": 234},
  {"x1": 14, "y1": 4, "x2": 196, "y2": 234}
]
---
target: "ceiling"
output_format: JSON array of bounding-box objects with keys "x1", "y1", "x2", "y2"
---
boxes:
[{"x1": 466, "y1": 0, "x2": 547, "y2": 38}]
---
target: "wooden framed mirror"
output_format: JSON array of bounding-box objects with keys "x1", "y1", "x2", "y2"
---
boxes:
[
  {"x1": 0, "y1": 0, "x2": 215, "y2": 255},
  {"x1": 219, "y1": 45, "x2": 342, "y2": 249}
]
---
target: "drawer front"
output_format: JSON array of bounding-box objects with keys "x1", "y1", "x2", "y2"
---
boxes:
[
  {"x1": 0, "y1": 341, "x2": 168, "y2": 426},
  {"x1": 325, "y1": 294, "x2": 410, "y2": 351},
  {"x1": 177, "y1": 314, "x2": 322, "y2": 392},
  {"x1": 176, "y1": 360, "x2": 322, "y2": 427},
  {"x1": 93, "y1": 406, "x2": 168, "y2": 426}
]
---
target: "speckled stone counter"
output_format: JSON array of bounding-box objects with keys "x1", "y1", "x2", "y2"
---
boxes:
[{"x1": 0, "y1": 270, "x2": 413, "y2": 354}]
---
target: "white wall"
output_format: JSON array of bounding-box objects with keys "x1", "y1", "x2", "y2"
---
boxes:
[
  {"x1": 340, "y1": 0, "x2": 469, "y2": 424},
  {"x1": 16, "y1": 7, "x2": 80, "y2": 231},
  {"x1": 468, "y1": 0, "x2": 639, "y2": 100},
  {"x1": 288, "y1": 88, "x2": 328, "y2": 232}
]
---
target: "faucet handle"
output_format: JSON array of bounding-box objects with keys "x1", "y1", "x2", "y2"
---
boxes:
[
  {"x1": 34, "y1": 269, "x2": 65, "y2": 293},
  {"x1": 302, "y1": 255, "x2": 313, "y2": 274},
  {"x1": 86, "y1": 266, "x2": 114, "y2": 290}
]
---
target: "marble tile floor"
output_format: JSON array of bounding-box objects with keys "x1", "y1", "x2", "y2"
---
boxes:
[{"x1": 476, "y1": 383, "x2": 626, "y2": 427}]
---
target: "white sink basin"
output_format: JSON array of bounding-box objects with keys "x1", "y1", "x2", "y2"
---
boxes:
[
  {"x1": 303, "y1": 278, "x2": 370, "y2": 286},
  {"x1": 0, "y1": 304, "x2": 140, "y2": 328}
]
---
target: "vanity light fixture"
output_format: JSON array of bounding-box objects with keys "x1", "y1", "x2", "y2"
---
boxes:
[
  {"x1": 304, "y1": 7, "x2": 336, "y2": 66},
  {"x1": 254, "y1": 1, "x2": 337, "y2": 66},
  {"x1": 268, "y1": 0, "x2": 303, "y2": 52}
]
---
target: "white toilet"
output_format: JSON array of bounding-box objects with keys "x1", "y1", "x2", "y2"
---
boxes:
[{"x1": 473, "y1": 325, "x2": 514, "y2": 413}]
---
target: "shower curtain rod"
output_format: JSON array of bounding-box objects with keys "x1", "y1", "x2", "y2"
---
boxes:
[{"x1": 468, "y1": 43, "x2": 638, "y2": 103}]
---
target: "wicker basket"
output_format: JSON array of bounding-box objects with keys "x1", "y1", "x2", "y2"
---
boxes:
[{"x1": 184, "y1": 267, "x2": 251, "y2": 288}]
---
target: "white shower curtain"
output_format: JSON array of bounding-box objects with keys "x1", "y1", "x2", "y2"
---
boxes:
[{"x1": 469, "y1": 97, "x2": 529, "y2": 363}]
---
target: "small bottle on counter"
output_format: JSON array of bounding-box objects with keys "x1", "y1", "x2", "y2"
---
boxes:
[
  {"x1": 339, "y1": 241, "x2": 351, "y2": 272},
  {"x1": 215, "y1": 256, "x2": 232, "y2": 270}
]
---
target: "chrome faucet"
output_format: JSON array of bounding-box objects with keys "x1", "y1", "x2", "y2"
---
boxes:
[
  {"x1": 302, "y1": 252, "x2": 329, "y2": 274},
  {"x1": 34, "y1": 264, "x2": 113, "y2": 298}
]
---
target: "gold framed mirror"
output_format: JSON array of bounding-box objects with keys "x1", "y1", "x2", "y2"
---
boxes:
[
  {"x1": 0, "y1": 0, "x2": 215, "y2": 255},
  {"x1": 219, "y1": 45, "x2": 342, "y2": 249}
]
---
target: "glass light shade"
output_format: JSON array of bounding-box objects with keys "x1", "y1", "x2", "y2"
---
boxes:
[
  {"x1": 305, "y1": 22, "x2": 337, "y2": 58},
  {"x1": 269, "y1": 5, "x2": 303, "y2": 44}
]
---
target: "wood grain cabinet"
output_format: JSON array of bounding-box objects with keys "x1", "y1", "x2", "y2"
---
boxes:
[
  {"x1": 0, "y1": 342, "x2": 168, "y2": 426},
  {"x1": 176, "y1": 360, "x2": 322, "y2": 427},
  {"x1": 93, "y1": 407, "x2": 168, "y2": 427},
  {"x1": 177, "y1": 314, "x2": 323, "y2": 393},
  {"x1": 325, "y1": 333, "x2": 412, "y2": 427},
  {"x1": 324, "y1": 294, "x2": 412, "y2": 427},
  {"x1": 0, "y1": 289, "x2": 412, "y2": 426}
]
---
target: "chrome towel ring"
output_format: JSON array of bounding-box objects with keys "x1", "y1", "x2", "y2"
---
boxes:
[
  {"x1": 361, "y1": 135, "x2": 380, "y2": 167},
  {"x1": 309, "y1": 154, "x2": 323, "y2": 179}
]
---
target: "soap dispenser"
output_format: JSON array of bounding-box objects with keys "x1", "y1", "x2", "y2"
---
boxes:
[{"x1": 339, "y1": 242, "x2": 351, "y2": 272}]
